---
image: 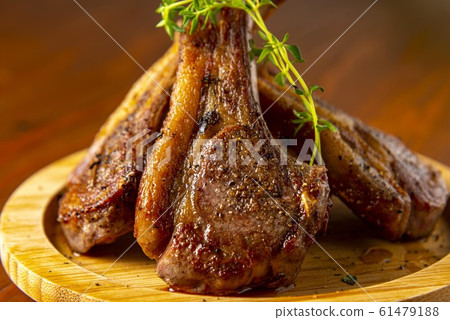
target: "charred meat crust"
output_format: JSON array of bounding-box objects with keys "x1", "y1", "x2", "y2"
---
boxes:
[
  {"x1": 57, "y1": 44, "x2": 178, "y2": 253},
  {"x1": 157, "y1": 126, "x2": 330, "y2": 295},
  {"x1": 134, "y1": 21, "x2": 218, "y2": 260},
  {"x1": 136, "y1": 9, "x2": 331, "y2": 295},
  {"x1": 258, "y1": 66, "x2": 448, "y2": 241}
]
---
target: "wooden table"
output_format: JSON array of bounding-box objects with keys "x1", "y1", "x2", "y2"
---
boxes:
[{"x1": 1, "y1": 0, "x2": 449, "y2": 301}]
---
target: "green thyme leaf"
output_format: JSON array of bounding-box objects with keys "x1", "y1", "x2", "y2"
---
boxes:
[
  {"x1": 293, "y1": 86, "x2": 304, "y2": 96},
  {"x1": 341, "y1": 274, "x2": 358, "y2": 286},
  {"x1": 257, "y1": 47, "x2": 272, "y2": 63},
  {"x1": 286, "y1": 45, "x2": 304, "y2": 63},
  {"x1": 156, "y1": 0, "x2": 337, "y2": 165},
  {"x1": 317, "y1": 119, "x2": 337, "y2": 133},
  {"x1": 274, "y1": 72, "x2": 286, "y2": 86},
  {"x1": 310, "y1": 84, "x2": 324, "y2": 93},
  {"x1": 258, "y1": 30, "x2": 268, "y2": 41}
]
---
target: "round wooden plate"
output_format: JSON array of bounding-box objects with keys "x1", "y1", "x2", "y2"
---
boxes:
[{"x1": 1, "y1": 151, "x2": 449, "y2": 301}]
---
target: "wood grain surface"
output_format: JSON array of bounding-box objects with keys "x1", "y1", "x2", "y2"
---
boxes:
[
  {"x1": 1, "y1": 0, "x2": 449, "y2": 301},
  {"x1": 1, "y1": 151, "x2": 449, "y2": 301}
]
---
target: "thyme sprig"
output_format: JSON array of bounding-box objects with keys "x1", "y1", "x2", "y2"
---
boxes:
[{"x1": 156, "y1": 0, "x2": 336, "y2": 165}]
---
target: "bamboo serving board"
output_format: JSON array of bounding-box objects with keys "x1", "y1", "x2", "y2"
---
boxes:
[{"x1": 0, "y1": 151, "x2": 449, "y2": 301}]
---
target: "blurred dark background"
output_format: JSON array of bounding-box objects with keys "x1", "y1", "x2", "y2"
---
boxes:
[{"x1": 0, "y1": 0, "x2": 449, "y2": 300}]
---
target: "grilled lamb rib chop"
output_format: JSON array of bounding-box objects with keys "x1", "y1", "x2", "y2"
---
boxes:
[
  {"x1": 258, "y1": 67, "x2": 448, "y2": 240},
  {"x1": 57, "y1": 44, "x2": 178, "y2": 253},
  {"x1": 134, "y1": 9, "x2": 330, "y2": 295},
  {"x1": 56, "y1": 4, "x2": 282, "y2": 254}
]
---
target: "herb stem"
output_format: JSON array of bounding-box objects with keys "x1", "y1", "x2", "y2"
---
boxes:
[
  {"x1": 247, "y1": 3, "x2": 321, "y2": 164},
  {"x1": 156, "y1": 0, "x2": 335, "y2": 165}
]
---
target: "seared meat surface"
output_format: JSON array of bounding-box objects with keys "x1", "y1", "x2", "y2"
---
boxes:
[
  {"x1": 259, "y1": 67, "x2": 448, "y2": 240},
  {"x1": 57, "y1": 44, "x2": 178, "y2": 253},
  {"x1": 56, "y1": 2, "x2": 291, "y2": 255},
  {"x1": 135, "y1": 10, "x2": 330, "y2": 295},
  {"x1": 57, "y1": 1, "x2": 447, "y2": 298}
]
